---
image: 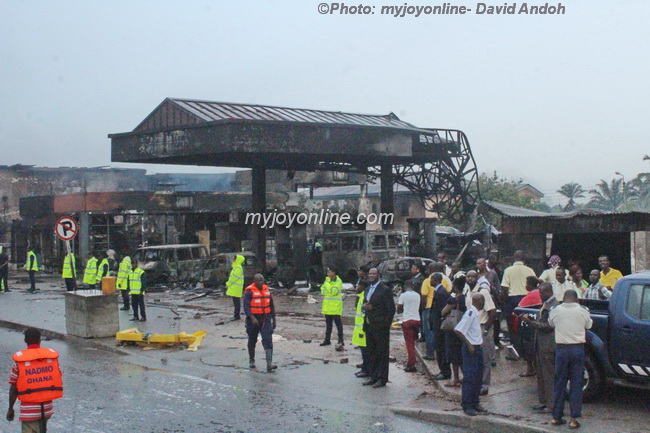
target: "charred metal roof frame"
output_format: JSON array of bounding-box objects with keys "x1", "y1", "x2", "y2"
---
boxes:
[{"x1": 110, "y1": 98, "x2": 480, "y2": 224}]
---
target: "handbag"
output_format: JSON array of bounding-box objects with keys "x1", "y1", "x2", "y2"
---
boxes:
[{"x1": 441, "y1": 305, "x2": 462, "y2": 332}]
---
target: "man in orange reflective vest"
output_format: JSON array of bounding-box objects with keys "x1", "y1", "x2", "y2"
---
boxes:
[
  {"x1": 7, "y1": 328, "x2": 63, "y2": 433},
  {"x1": 243, "y1": 274, "x2": 277, "y2": 372}
]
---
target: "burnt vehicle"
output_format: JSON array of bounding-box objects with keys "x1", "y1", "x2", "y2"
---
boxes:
[
  {"x1": 316, "y1": 230, "x2": 408, "y2": 282},
  {"x1": 377, "y1": 257, "x2": 434, "y2": 295},
  {"x1": 200, "y1": 252, "x2": 263, "y2": 289},
  {"x1": 135, "y1": 244, "x2": 209, "y2": 284}
]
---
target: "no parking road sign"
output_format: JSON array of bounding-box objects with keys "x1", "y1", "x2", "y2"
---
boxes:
[{"x1": 55, "y1": 216, "x2": 78, "y2": 241}]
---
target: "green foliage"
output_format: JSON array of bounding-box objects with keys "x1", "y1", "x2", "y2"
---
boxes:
[
  {"x1": 479, "y1": 172, "x2": 549, "y2": 211},
  {"x1": 557, "y1": 182, "x2": 586, "y2": 211}
]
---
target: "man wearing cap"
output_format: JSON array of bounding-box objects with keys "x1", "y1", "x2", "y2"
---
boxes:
[{"x1": 320, "y1": 267, "x2": 345, "y2": 350}]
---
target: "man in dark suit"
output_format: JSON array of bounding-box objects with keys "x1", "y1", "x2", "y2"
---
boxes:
[
  {"x1": 362, "y1": 267, "x2": 396, "y2": 388},
  {"x1": 520, "y1": 282, "x2": 559, "y2": 413}
]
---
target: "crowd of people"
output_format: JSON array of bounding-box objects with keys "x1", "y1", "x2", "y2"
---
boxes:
[
  {"x1": 304, "y1": 250, "x2": 624, "y2": 426},
  {"x1": 393, "y1": 251, "x2": 622, "y2": 425}
]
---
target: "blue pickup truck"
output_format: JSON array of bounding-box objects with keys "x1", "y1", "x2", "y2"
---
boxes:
[{"x1": 514, "y1": 271, "x2": 650, "y2": 401}]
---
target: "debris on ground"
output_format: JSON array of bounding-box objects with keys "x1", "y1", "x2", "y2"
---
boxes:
[
  {"x1": 116, "y1": 328, "x2": 207, "y2": 351},
  {"x1": 340, "y1": 358, "x2": 348, "y2": 364},
  {"x1": 306, "y1": 294, "x2": 317, "y2": 304},
  {"x1": 303, "y1": 339, "x2": 312, "y2": 343}
]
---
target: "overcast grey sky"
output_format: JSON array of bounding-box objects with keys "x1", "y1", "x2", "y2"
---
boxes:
[{"x1": 1, "y1": 0, "x2": 647, "y2": 206}]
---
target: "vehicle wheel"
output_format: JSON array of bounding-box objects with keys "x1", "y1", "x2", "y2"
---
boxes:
[
  {"x1": 391, "y1": 281, "x2": 404, "y2": 296},
  {"x1": 572, "y1": 351, "x2": 604, "y2": 403}
]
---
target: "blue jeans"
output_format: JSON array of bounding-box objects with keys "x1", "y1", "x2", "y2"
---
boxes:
[
  {"x1": 421, "y1": 309, "x2": 436, "y2": 357},
  {"x1": 552, "y1": 344, "x2": 585, "y2": 419},
  {"x1": 461, "y1": 345, "x2": 484, "y2": 410}
]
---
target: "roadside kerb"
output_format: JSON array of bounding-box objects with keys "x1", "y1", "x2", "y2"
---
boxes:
[
  {"x1": 391, "y1": 407, "x2": 550, "y2": 433},
  {"x1": 0, "y1": 318, "x2": 130, "y2": 356},
  {"x1": 414, "y1": 342, "x2": 457, "y2": 399}
]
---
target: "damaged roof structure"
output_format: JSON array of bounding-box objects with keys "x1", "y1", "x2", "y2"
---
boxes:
[{"x1": 110, "y1": 98, "x2": 481, "y2": 268}]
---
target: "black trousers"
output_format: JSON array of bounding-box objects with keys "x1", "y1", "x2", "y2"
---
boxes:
[
  {"x1": 435, "y1": 320, "x2": 451, "y2": 377},
  {"x1": 64, "y1": 278, "x2": 76, "y2": 292},
  {"x1": 131, "y1": 294, "x2": 146, "y2": 320},
  {"x1": 121, "y1": 289, "x2": 130, "y2": 309},
  {"x1": 366, "y1": 326, "x2": 391, "y2": 382},
  {"x1": 28, "y1": 270, "x2": 36, "y2": 290},
  {"x1": 232, "y1": 296, "x2": 241, "y2": 319},
  {"x1": 324, "y1": 315, "x2": 343, "y2": 342}
]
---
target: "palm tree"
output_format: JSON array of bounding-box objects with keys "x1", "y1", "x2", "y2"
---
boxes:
[
  {"x1": 588, "y1": 178, "x2": 630, "y2": 211},
  {"x1": 557, "y1": 182, "x2": 585, "y2": 211},
  {"x1": 630, "y1": 172, "x2": 650, "y2": 210}
]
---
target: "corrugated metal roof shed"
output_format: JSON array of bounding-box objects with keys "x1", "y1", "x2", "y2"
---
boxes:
[{"x1": 483, "y1": 200, "x2": 650, "y2": 219}]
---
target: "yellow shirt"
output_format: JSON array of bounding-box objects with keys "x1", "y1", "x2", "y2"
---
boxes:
[
  {"x1": 600, "y1": 268, "x2": 623, "y2": 289},
  {"x1": 421, "y1": 276, "x2": 451, "y2": 309},
  {"x1": 502, "y1": 261, "x2": 536, "y2": 297}
]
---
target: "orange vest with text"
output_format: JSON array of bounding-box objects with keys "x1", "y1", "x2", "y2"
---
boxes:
[
  {"x1": 13, "y1": 348, "x2": 63, "y2": 403},
  {"x1": 246, "y1": 283, "x2": 272, "y2": 315}
]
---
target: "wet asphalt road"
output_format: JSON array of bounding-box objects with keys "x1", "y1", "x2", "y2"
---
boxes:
[{"x1": 0, "y1": 328, "x2": 458, "y2": 433}]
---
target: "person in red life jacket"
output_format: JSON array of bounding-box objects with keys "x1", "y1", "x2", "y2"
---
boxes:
[
  {"x1": 243, "y1": 274, "x2": 277, "y2": 372},
  {"x1": 7, "y1": 327, "x2": 63, "y2": 433}
]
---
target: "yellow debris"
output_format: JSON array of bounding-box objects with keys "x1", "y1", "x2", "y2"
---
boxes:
[{"x1": 116, "y1": 328, "x2": 207, "y2": 351}]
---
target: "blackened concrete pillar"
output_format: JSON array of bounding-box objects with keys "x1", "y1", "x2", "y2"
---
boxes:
[
  {"x1": 380, "y1": 163, "x2": 394, "y2": 229},
  {"x1": 251, "y1": 166, "x2": 266, "y2": 270}
]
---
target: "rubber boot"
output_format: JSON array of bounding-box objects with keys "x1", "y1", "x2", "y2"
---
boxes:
[
  {"x1": 265, "y1": 349, "x2": 277, "y2": 372},
  {"x1": 248, "y1": 346, "x2": 256, "y2": 369}
]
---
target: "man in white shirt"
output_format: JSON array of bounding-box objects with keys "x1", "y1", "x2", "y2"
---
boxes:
[
  {"x1": 548, "y1": 290, "x2": 593, "y2": 429},
  {"x1": 455, "y1": 293, "x2": 488, "y2": 417},
  {"x1": 397, "y1": 280, "x2": 421, "y2": 372},
  {"x1": 464, "y1": 271, "x2": 497, "y2": 395},
  {"x1": 551, "y1": 267, "x2": 573, "y2": 302}
]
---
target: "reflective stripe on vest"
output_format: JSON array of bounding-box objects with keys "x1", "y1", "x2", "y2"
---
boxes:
[
  {"x1": 321, "y1": 276, "x2": 343, "y2": 315},
  {"x1": 246, "y1": 284, "x2": 271, "y2": 315},
  {"x1": 129, "y1": 268, "x2": 145, "y2": 295},
  {"x1": 13, "y1": 348, "x2": 63, "y2": 403},
  {"x1": 352, "y1": 292, "x2": 366, "y2": 347},
  {"x1": 116, "y1": 257, "x2": 131, "y2": 290},
  {"x1": 83, "y1": 257, "x2": 98, "y2": 284},
  {"x1": 27, "y1": 251, "x2": 39, "y2": 271},
  {"x1": 62, "y1": 253, "x2": 75, "y2": 278},
  {"x1": 96, "y1": 258, "x2": 110, "y2": 282}
]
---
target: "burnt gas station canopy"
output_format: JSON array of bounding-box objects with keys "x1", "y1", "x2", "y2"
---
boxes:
[{"x1": 110, "y1": 98, "x2": 480, "y2": 223}]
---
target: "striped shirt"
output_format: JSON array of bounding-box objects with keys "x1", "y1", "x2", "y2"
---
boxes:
[{"x1": 9, "y1": 347, "x2": 55, "y2": 422}]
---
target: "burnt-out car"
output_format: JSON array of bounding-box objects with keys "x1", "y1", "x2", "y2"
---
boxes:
[
  {"x1": 135, "y1": 244, "x2": 209, "y2": 284},
  {"x1": 200, "y1": 252, "x2": 263, "y2": 289},
  {"x1": 376, "y1": 257, "x2": 434, "y2": 295}
]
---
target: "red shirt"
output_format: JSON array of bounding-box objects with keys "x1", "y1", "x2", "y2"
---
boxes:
[
  {"x1": 518, "y1": 289, "x2": 542, "y2": 307},
  {"x1": 9, "y1": 344, "x2": 55, "y2": 422}
]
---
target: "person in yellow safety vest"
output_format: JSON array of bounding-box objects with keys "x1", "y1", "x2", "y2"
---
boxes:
[
  {"x1": 353, "y1": 279, "x2": 371, "y2": 378},
  {"x1": 83, "y1": 252, "x2": 99, "y2": 290},
  {"x1": 7, "y1": 328, "x2": 63, "y2": 433},
  {"x1": 225, "y1": 255, "x2": 246, "y2": 321},
  {"x1": 320, "y1": 267, "x2": 344, "y2": 350},
  {"x1": 62, "y1": 251, "x2": 76, "y2": 292},
  {"x1": 96, "y1": 252, "x2": 110, "y2": 286},
  {"x1": 26, "y1": 247, "x2": 39, "y2": 293},
  {"x1": 128, "y1": 261, "x2": 147, "y2": 322},
  {"x1": 117, "y1": 253, "x2": 132, "y2": 311}
]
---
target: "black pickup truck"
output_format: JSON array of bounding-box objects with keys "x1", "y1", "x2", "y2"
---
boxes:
[{"x1": 514, "y1": 271, "x2": 650, "y2": 401}]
